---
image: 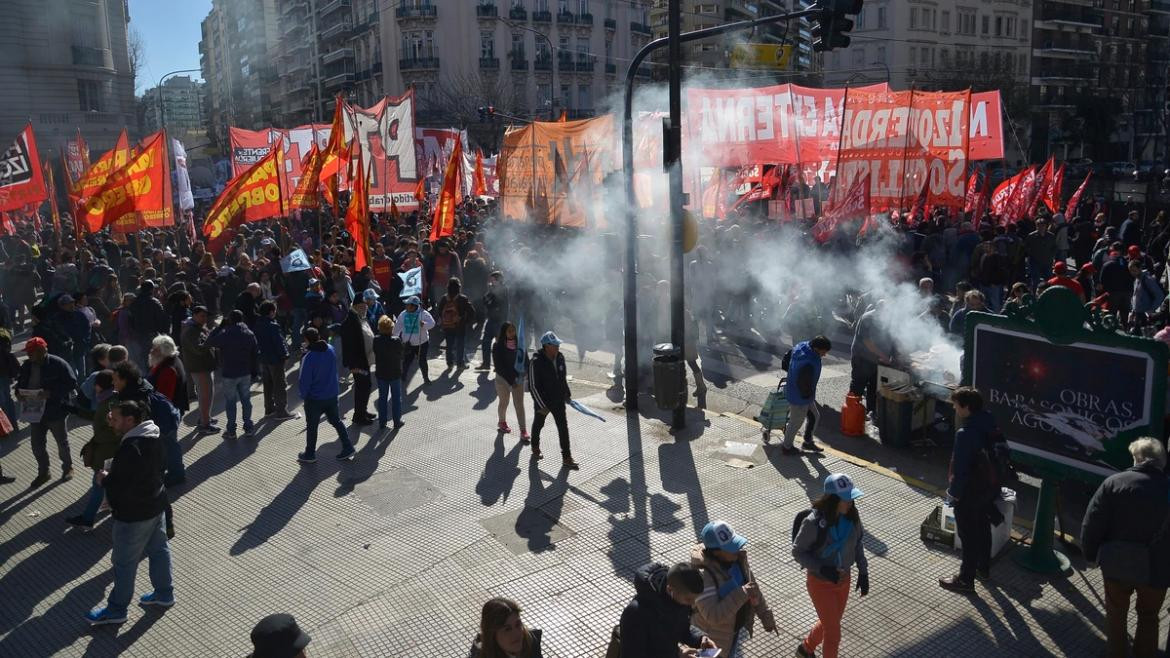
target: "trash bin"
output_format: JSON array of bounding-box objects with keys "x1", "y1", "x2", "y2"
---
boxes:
[
  {"x1": 652, "y1": 343, "x2": 685, "y2": 410},
  {"x1": 876, "y1": 384, "x2": 922, "y2": 447}
]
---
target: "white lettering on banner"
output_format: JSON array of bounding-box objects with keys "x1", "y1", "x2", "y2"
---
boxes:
[{"x1": 970, "y1": 99, "x2": 989, "y2": 140}]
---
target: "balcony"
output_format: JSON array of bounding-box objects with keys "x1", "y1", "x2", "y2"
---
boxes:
[
  {"x1": 285, "y1": 59, "x2": 309, "y2": 75},
  {"x1": 1033, "y1": 45, "x2": 1096, "y2": 59},
  {"x1": 319, "y1": 21, "x2": 352, "y2": 41},
  {"x1": 72, "y1": 45, "x2": 109, "y2": 68},
  {"x1": 323, "y1": 71, "x2": 355, "y2": 89},
  {"x1": 318, "y1": 0, "x2": 350, "y2": 17},
  {"x1": 283, "y1": 0, "x2": 308, "y2": 16},
  {"x1": 604, "y1": 17, "x2": 616, "y2": 30},
  {"x1": 631, "y1": 22, "x2": 652, "y2": 35},
  {"x1": 510, "y1": 50, "x2": 528, "y2": 69},
  {"x1": 322, "y1": 47, "x2": 354, "y2": 65},
  {"x1": 532, "y1": 10, "x2": 552, "y2": 22},
  {"x1": 283, "y1": 19, "x2": 306, "y2": 36},
  {"x1": 534, "y1": 56, "x2": 553, "y2": 71},
  {"x1": 605, "y1": 62, "x2": 616, "y2": 74},
  {"x1": 577, "y1": 13, "x2": 593, "y2": 25},
  {"x1": 575, "y1": 59, "x2": 594, "y2": 72},
  {"x1": 558, "y1": 55, "x2": 575, "y2": 71},
  {"x1": 399, "y1": 53, "x2": 440, "y2": 71},
  {"x1": 476, "y1": 3, "x2": 498, "y2": 18},
  {"x1": 635, "y1": 64, "x2": 652, "y2": 78},
  {"x1": 285, "y1": 41, "x2": 310, "y2": 59},
  {"x1": 480, "y1": 56, "x2": 500, "y2": 69},
  {"x1": 509, "y1": 6, "x2": 527, "y2": 20},
  {"x1": 396, "y1": 4, "x2": 437, "y2": 19},
  {"x1": 1153, "y1": 0, "x2": 1170, "y2": 13},
  {"x1": 557, "y1": 10, "x2": 574, "y2": 23}
]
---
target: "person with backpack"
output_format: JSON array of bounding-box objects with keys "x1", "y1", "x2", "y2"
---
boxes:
[
  {"x1": 1081, "y1": 437, "x2": 1170, "y2": 658},
  {"x1": 618, "y1": 562, "x2": 717, "y2": 657},
  {"x1": 1130, "y1": 259, "x2": 1166, "y2": 334},
  {"x1": 127, "y1": 280, "x2": 169, "y2": 371},
  {"x1": 939, "y1": 387, "x2": 1005, "y2": 593},
  {"x1": 781, "y1": 336, "x2": 831, "y2": 456},
  {"x1": 206, "y1": 309, "x2": 259, "y2": 440},
  {"x1": 689, "y1": 521, "x2": 777, "y2": 655},
  {"x1": 792, "y1": 473, "x2": 870, "y2": 658},
  {"x1": 436, "y1": 277, "x2": 475, "y2": 369},
  {"x1": 393, "y1": 296, "x2": 435, "y2": 385}
]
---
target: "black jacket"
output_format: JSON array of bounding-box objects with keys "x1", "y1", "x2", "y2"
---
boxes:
[
  {"x1": 435, "y1": 293, "x2": 475, "y2": 332},
  {"x1": 1082, "y1": 461, "x2": 1170, "y2": 586},
  {"x1": 16, "y1": 353, "x2": 77, "y2": 422},
  {"x1": 493, "y1": 340, "x2": 520, "y2": 387},
  {"x1": 128, "y1": 295, "x2": 169, "y2": 341},
  {"x1": 619, "y1": 563, "x2": 705, "y2": 658},
  {"x1": 372, "y1": 334, "x2": 404, "y2": 381},
  {"x1": 102, "y1": 420, "x2": 168, "y2": 523},
  {"x1": 338, "y1": 310, "x2": 371, "y2": 370},
  {"x1": 484, "y1": 284, "x2": 510, "y2": 324},
  {"x1": 528, "y1": 349, "x2": 570, "y2": 410}
]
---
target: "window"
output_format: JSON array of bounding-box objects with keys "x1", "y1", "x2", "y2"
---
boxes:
[
  {"x1": 537, "y1": 40, "x2": 550, "y2": 60},
  {"x1": 923, "y1": 8, "x2": 935, "y2": 30},
  {"x1": 922, "y1": 47, "x2": 930, "y2": 66},
  {"x1": 560, "y1": 84, "x2": 571, "y2": 107},
  {"x1": 958, "y1": 10, "x2": 975, "y2": 36},
  {"x1": 558, "y1": 0, "x2": 569, "y2": 12},
  {"x1": 1020, "y1": 20, "x2": 1028, "y2": 38},
  {"x1": 578, "y1": 84, "x2": 591, "y2": 110},
  {"x1": 856, "y1": 7, "x2": 865, "y2": 29},
  {"x1": 605, "y1": 35, "x2": 613, "y2": 62},
  {"x1": 77, "y1": 79, "x2": 103, "y2": 112},
  {"x1": 909, "y1": 46, "x2": 917, "y2": 66},
  {"x1": 1005, "y1": 16, "x2": 1015, "y2": 37},
  {"x1": 876, "y1": 45, "x2": 886, "y2": 63},
  {"x1": 480, "y1": 31, "x2": 494, "y2": 58},
  {"x1": 576, "y1": 36, "x2": 588, "y2": 60},
  {"x1": 994, "y1": 16, "x2": 1002, "y2": 36},
  {"x1": 853, "y1": 47, "x2": 864, "y2": 66},
  {"x1": 538, "y1": 83, "x2": 551, "y2": 107},
  {"x1": 512, "y1": 32, "x2": 525, "y2": 57},
  {"x1": 579, "y1": 0, "x2": 589, "y2": 14},
  {"x1": 877, "y1": 5, "x2": 887, "y2": 28},
  {"x1": 535, "y1": 0, "x2": 548, "y2": 11},
  {"x1": 940, "y1": 49, "x2": 949, "y2": 66},
  {"x1": 982, "y1": 15, "x2": 989, "y2": 35},
  {"x1": 910, "y1": 7, "x2": 918, "y2": 28},
  {"x1": 941, "y1": 11, "x2": 949, "y2": 33}
]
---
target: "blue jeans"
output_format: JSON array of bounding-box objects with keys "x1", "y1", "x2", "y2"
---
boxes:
[
  {"x1": 981, "y1": 285, "x2": 1004, "y2": 314},
  {"x1": 375, "y1": 378, "x2": 403, "y2": 426},
  {"x1": 220, "y1": 375, "x2": 253, "y2": 434},
  {"x1": 444, "y1": 330, "x2": 465, "y2": 365},
  {"x1": 291, "y1": 307, "x2": 308, "y2": 342},
  {"x1": 303, "y1": 397, "x2": 352, "y2": 457},
  {"x1": 79, "y1": 470, "x2": 104, "y2": 524},
  {"x1": 0, "y1": 375, "x2": 15, "y2": 425},
  {"x1": 106, "y1": 513, "x2": 173, "y2": 616},
  {"x1": 160, "y1": 428, "x2": 185, "y2": 483}
]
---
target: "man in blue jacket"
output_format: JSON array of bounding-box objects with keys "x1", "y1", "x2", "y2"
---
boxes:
[
  {"x1": 297, "y1": 327, "x2": 355, "y2": 463},
  {"x1": 940, "y1": 387, "x2": 1001, "y2": 593},
  {"x1": 206, "y1": 309, "x2": 258, "y2": 440},
  {"x1": 781, "y1": 336, "x2": 832, "y2": 456},
  {"x1": 254, "y1": 301, "x2": 297, "y2": 421}
]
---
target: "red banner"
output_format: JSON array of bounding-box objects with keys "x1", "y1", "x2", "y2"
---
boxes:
[
  {"x1": 991, "y1": 168, "x2": 1029, "y2": 221},
  {"x1": 813, "y1": 172, "x2": 871, "y2": 243},
  {"x1": 1065, "y1": 172, "x2": 1092, "y2": 217},
  {"x1": 79, "y1": 131, "x2": 169, "y2": 233},
  {"x1": 0, "y1": 124, "x2": 48, "y2": 212},
  {"x1": 73, "y1": 129, "x2": 130, "y2": 203},
  {"x1": 64, "y1": 129, "x2": 90, "y2": 190},
  {"x1": 1042, "y1": 162, "x2": 1064, "y2": 213},
  {"x1": 203, "y1": 146, "x2": 285, "y2": 252},
  {"x1": 289, "y1": 144, "x2": 323, "y2": 211},
  {"x1": 346, "y1": 148, "x2": 371, "y2": 271},
  {"x1": 430, "y1": 138, "x2": 462, "y2": 241}
]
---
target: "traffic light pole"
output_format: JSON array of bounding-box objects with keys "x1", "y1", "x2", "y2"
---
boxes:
[{"x1": 621, "y1": 6, "x2": 820, "y2": 412}]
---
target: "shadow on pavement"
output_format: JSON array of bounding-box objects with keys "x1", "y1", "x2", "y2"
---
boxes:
[
  {"x1": 334, "y1": 425, "x2": 399, "y2": 497},
  {"x1": 514, "y1": 461, "x2": 569, "y2": 553},
  {"x1": 229, "y1": 455, "x2": 343, "y2": 556},
  {"x1": 476, "y1": 431, "x2": 523, "y2": 506}
]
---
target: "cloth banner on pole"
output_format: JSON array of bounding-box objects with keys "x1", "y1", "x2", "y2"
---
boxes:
[
  {"x1": 0, "y1": 124, "x2": 48, "y2": 212},
  {"x1": 172, "y1": 138, "x2": 195, "y2": 211},
  {"x1": 79, "y1": 131, "x2": 170, "y2": 233},
  {"x1": 398, "y1": 265, "x2": 422, "y2": 298},
  {"x1": 280, "y1": 248, "x2": 312, "y2": 273}
]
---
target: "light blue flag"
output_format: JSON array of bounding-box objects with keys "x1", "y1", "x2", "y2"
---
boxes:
[
  {"x1": 398, "y1": 266, "x2": 423, "y2": 298},
  {"x1": 569, "y1": 399, "x2": 606, "y2": 422},
  {"x1": 515, "y1": 317, "x2": 526, "y2": 375},
  {"x1": 280, "y1": 248, "x2": 311, "y2": 274}
]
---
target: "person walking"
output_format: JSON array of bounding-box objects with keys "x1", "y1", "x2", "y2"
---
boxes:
[
  {"x1": 618, "y1": 562, "x2": 716, "y2": 657},
  {"x1": 781, "y1": 336, "x2": 832, "y2": 456},
  {"x1": 338, "y1": 296, "x2": 376, "y2": 424},
  {"x1": 254, "y1": 301, "x2": 297, "y2": 420},
  {"x1": 126, "y1": 280, "x2": 169, "y2": 371},
  {"x1": 180, "y1": 306, "x2": 218, "y2": 434},
  {"x1": 1081, "y1": 437, "x2": 1170, "y2": 658},
  {"x1": 85, "y1": 399, "x2": 175, "y2": 625},
  {"x1": 206, "y1": 309, "x2": 258, "y2": 440},
  {"x1": 792, "y1": 473, "x2": 870, "y2": 658},
  {"x1": 297, "y1": 327, "x2": 355, "y2": 463},
  {"x1": 372, "y1": 315, "x2": 405, "y2": 432},
  {"x1": 492, "y1": 321, "x2": 527, "y2": 441},
  {"x1": 17, "y1": 336, "x2": 77, "y2": 487},
  {"x1": 478, "y1": 271, "x2": 509, "y2": 370},
  {"x1": 690, "y1": 521, "x2": 777, "y2": 655},
  {"x1": 528, "y1": 332, "x2": 578, "y2": 470},
  {"x1": 147, "y1": 335, "x2": 189, "y2": 486},
  {"x1": 393, "y1": 296, "x2": 435, "y2": 385},
  {"x1": 0, "y1": 327, "x2": 20, "y2": 433},
  {"x1": 65, "y1": 369, "x2": 119, "y2": 531},
  {"x1": 436, "y1": 277, "x2": 475, "y2": 369},
  {"x1": 939, "y1": 387, "x2": 1003, "y2": 593}
]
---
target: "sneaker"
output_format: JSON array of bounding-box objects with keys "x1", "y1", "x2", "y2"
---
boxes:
[
  {"x1": 781, "y1": 446, "x2": 801, "y2": 456},
  {"x1": 241, "y1": 429, "x2": 256, "y2": 439},
  {"x1": 61, "y1": 468, "x2": 75, "y2": 481},
  {"x1": 196, "y1": 424, "x2": 220, "y2": 434},
  {"x1": 297, "y1": 452, "x2": 317, "y2": 464},
  {"x1": 520, "y1": 432, "x2": 530, "y2": 444},
  {"x1": 562, "y1": 459, "x2": 580, "y2": 471},
  {"x1": 976, "y1": 568, "x2": 991, "y2": 582},
  {"x1": 273, "y1": 411, "x2": 301, "y2": 420},
  {"x1": 139, "y1": 592, "x2": 175, "y2": 608},
  {"x1": 531, "y1": 449, "x2": 543, "y2": 461},
  {"x1": 209, "y1": 418, "x2": 220, "y2": 426},
  {"x1": 393, "y1": 420, "x2": 405, "y2": 429},
  {"x1": 86, "y1": 607, "x2": 127, "y2": 626},
  {"x1": 795, "y1": 642, "x2": 815, "y2": 658},
  {"x1": 498, "y1": 421, "x2": 512, "y2": 433},
  {"x1": 65, "y1": 515, "x2": 94, "y2": 531},
  {"x1": 938, "y1": 575, "x2": 975, "y2": 593},
  {"x1": 336, "y1": 448, "x2": 356, "y2": 461},
  {"x1": 351, "y1": 415, "x2": 372, "y2": 426},
  {"x1": 802, "y1": 441, "x2": 825, "y2": 453},
  {"x1": 222, "y1": 431, "x2": 238, "y2": 441},
  {"x1": 29, "y1": 473, "x2": 50, "y2": 488},
  {"x1": 475, "y1": 363, "x2": 490, "y2": 371},
  {"x1": 0, "y1": 473, "x2": 15, "y2": 485}
]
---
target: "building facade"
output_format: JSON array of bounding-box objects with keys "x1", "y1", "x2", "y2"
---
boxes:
[
  {"x1": 199, "y1": 0, "x2": 282, "y2": 152},
  {"x1": 140, "y1": 76, "x2": 207, "y2": 141},
  {"x1": 0, "y1": 0, "x2": 136, "y2": 156}
]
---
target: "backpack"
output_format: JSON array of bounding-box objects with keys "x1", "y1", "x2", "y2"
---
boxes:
[
  {"x1": 984, "y1": 426, "x2": 1015, "y2": 489},
  {"x1": 147, "y1": 390, "x2": 181, "y2": 434},
  {"x1": 440, "y1": 299, "x2": 461, "y2": 330},
  {"x1": 792, "y1": 509, "x2": 828, "y2": 551},
  {"x1": 781, "y1": 347, "x2": 793, "y2": 372}
]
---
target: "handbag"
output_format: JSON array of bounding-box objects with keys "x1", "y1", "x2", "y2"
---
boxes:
[
  {"x1": 80, "y1": 440, "x2": 95, "y2": 469},
  {"x1": 1097, "y1": 510, "x2": 1170, "y2": 586}
]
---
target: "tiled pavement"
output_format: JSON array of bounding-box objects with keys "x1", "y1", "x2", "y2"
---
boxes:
[{"x1": 0, "y1": 357, "x2": 1131, "y2": 657}]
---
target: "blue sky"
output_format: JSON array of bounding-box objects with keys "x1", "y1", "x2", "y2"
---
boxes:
[{"x1": 128, "y1": 0, "x2": 212, "y2": 94}]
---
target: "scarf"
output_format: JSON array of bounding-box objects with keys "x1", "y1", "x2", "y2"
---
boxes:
[{"x1": 820, "y1": 517, "x2": 854, "y2": 568}]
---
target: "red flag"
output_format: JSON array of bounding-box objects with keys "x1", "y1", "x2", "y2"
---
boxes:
[
  {"x1": 345, "y1": 147, "x2": 371, "y2": 270},
  {"x1": 203, "y1": 145, "x2": 285, "y2": 253},
  {"x1": 991, "y1": 167, "x2": 1031, "y2": 222},
  {"x1": 472, "y1": 149, "x2": 487, "y2": 197},
  {"x1": 413, "y1": 177, "x2": 426, "y2": 203},
  {"x1": 812, "y1": 173, "x2": 870, "y2": 243},
  {"x1": 557, "y1": 110, "x2": 568, "y2": 122},
  {"x1": 319, "y1": 95, "x2": 349, "y2": 209},
  {"x1": 1065, "y1": 171, "x2": 1092, "y2": 218},
  {"x1": 289, "y1": 144, "x2": 324, "y2": 211},
  {"x1": 0, "y1": 212, "x2": 13, "y2": 236},
  {"x1": 962, "y1": 171, "x2": 981, "y2": 214},
  {"x1": 79, "y1": 131, "x2": 169, "y2": 233},
  {"x1": 910, "y1": 177, "x2": 929, "y2": 224},
  {"x1": 1006, "y1": 166, "x2": 1039, "y2": 222},
  {"x1": 0, "y1": 124, "x2": 48, "y2": 212},
  {"x1": 64, "y1": 128, "x2": 90, "y2": 190},
  {"x1": 729, "y1": 166, "x2": 782, "y2": 212},
  {"x1": 430, "y1": 137, "x2": 463, "y2": 241},
  {"x1": 1027, "y1": 157, "x2": 1054, "y2": 218},
  {"x1": 1043, "y1": 163, "x2": 1065, "y2": 213},
  {"x1": 389, "y1": 196, "x2": 401, "y2": 223}
]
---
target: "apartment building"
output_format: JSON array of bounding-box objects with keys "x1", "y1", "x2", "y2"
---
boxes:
[
  {"x1": 140, "y1": 76, "x2": 207, "y2": 142},
  {"x1": 199, "y1": 0, "x2": 282, "y2": 151}
]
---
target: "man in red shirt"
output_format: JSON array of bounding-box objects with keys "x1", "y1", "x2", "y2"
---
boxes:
[
  {"x1": 371, "y1": 243, "x2": 394, "y2": 295},
  {"x1": 1047, "y1": 261, "x2": 1085, "y2": 301}
]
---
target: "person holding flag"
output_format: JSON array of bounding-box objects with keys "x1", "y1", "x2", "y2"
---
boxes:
[
  {"x1": 393, "y1": 295, "x2": 435, "y2": 385},
  {"x1": 527, "y1": 331, "x2": 578, "y2": 471}
]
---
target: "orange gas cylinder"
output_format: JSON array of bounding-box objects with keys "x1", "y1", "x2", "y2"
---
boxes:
[{"x1": 841, "y1": 393, "x2": 866, "y2": 437}]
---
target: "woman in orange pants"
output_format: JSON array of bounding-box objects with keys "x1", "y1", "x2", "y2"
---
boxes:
[{"x1": 792, "y1": 473, "x2": 870, "y2": 658}]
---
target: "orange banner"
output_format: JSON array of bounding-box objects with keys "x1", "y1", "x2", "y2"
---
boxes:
[
  {"x1": 346, "y1": 148, "x2": 371, "y2": 270},
  {"x1": 289, "y1": 144, "x2": 323, "y2": 211},
  {"x1": 79, "y1": 131, "x2": 169, "y2": 233},
  {"x1": 430, "y1": 138, "x2": 462, "y2": 241},
  {"x1": 74, "y1": 129, "x2": 129, "y2": 200},
  {"x1": 203, "y1": 145, "x2": 285, "y2": 251}
]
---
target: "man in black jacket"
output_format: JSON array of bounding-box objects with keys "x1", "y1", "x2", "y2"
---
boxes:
[
  {"x1": 1081, "y1": 437, "x2": 1170, "y2": 658},
  {"x1": 127, "y1": 281, "x2": 168, "y2": 371},
  {"x1": 940, "y1": 387, "x2": 1001, "y2": 593},
  {"x1": 86, "y1": 399, "x2": 174, "y2": 626},
  {"x1": 17, "y1": 336, "x2": 77, "y2": 487},
  {"x1": 619, "y1": 562, "x2": 716, "y2": 657},
  {"x1": 528, "y1": 331, "x2": 578, "y2": 470},
  {"x1": 338, "y1": 298, "x2": 375, "y2": 424}
]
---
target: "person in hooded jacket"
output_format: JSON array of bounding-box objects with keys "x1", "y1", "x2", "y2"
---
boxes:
[
  {"x1": 527, "y1": 332, "x2": 577, "y2": 470},
  {"x1": 619, "y1": 562, "x2": 716, "y2": 658},
  {"x1": 372, "y1": 315, "x2": 405, "y2": 432},
  {"x1": 338, "y1": 297, "x2": 376, "y2": 423},
  {"x1": 255, "y1": 301, "x2": 297, "y2": 420},
  {"x1": 297, "y1": 327, "x2": 355, "y2": 463},
  {"x1": 781, "y1": 336, "x2": 831, "y2": 456},
  {"x1": 690, "y1": 521, "x2": 777, "y2": 656},
  {"x1": 393, "y1": 296, "x2": 435, "y2": 384},
  {"x1": 206, "y1": 310, "x2": 258, "y2": 440}
]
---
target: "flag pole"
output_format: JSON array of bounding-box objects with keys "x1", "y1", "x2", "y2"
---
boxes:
[{"x1": 898, "y1": 84, "x2": 915, "y2": 214}]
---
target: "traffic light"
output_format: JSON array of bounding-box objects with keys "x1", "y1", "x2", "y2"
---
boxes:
[{"x1": 811, "y1": 0, "x2": 863, "y2": 52}]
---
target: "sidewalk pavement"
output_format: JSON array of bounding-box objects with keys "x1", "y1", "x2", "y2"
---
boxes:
[{"x1": 0, "y1": 356, "x2": 1131, "y2": 657}]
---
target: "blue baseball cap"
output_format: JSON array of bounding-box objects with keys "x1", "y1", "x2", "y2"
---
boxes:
[
  {"x1": 540, "y1": 331, "x2": 562, "y2": 346},
  {"x1": 824, "y1": 473, "x2": 864, "y2": 501},
  {"x1": 362, "y1": 288, "x2": 378, "y2": 302},
  {"x1": 405, "y1": 296, "x2": 421, "y2": 306},
  {"x1": 700, "y1": 521, "x2": 747, "y2": 553}
]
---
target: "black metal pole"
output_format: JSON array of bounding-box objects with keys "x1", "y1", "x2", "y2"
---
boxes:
[
  {"x1": 667, "y1": 0, "x2": 685, "y2": 429},
  {"x1": 620, "y1": 7, "x2": 818, "y2": 411}
]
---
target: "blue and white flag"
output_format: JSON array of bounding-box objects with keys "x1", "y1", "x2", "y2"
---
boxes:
[
  {"x1": 569, "y1": 399, "x2": 606, "y2": 422},
  {"x1": 515, "y1": 317, "x2": 526, "y2": 375},
  {"x1": 398, "y1": 266, "x2": 423, "y2": 298},
  {"x1": 280, "y1": 248, "x2": 311, "y2": 273}
]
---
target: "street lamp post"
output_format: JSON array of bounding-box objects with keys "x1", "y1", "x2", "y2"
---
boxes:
[
  {"x1": 498, "y1": 16, "x2": 557, "y2": 121},
  {"x1": 157, "y1": 68, "x2": 202, "y2": 138}
]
